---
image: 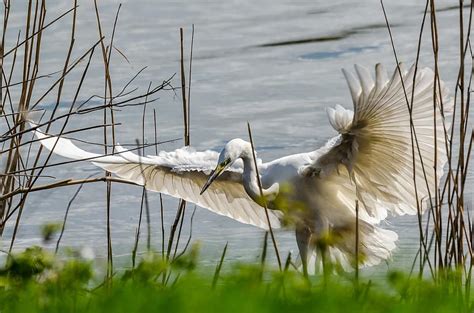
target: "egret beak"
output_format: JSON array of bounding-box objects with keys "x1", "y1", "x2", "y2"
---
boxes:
[{"x1": 200, "y1": 163, "x2": 226, "y2": 195}]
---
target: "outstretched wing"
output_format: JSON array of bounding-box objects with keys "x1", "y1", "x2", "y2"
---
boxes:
[
  {"x1": 34, "y1": 128, "x2": 282, "y2": 229},
  {"x1": 303, "y1": 63, "x2": 451, "y2": 224}
]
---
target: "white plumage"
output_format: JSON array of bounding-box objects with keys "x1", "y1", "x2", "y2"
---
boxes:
[
  {"x1": 32, "y1": 63, "x2": 451, "y2": 273},
  {"x1": 33, "y1": 131, "x2": 283, "y2": 229}
]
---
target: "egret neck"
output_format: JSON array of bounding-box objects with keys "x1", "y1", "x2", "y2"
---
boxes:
[{"x1": 239, "y1": 143, "x2": 278, "y2": 206}]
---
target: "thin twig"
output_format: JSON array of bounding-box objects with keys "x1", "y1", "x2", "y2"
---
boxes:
[{"x1": 247, "y1": 122, "x2": 282, "y2": 270}]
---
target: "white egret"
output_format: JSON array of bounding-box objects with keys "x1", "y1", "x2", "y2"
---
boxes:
[{"x1": 33, "y1": 63, "x2": 451, "y2": 273}]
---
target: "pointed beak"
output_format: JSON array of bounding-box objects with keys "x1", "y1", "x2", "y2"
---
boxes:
[{"x1": 200, "y1": 165, "x2": 224, "y2": 195}]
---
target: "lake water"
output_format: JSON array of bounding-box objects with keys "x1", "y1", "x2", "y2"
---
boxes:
[{"x1": 1, "y1": 0, "x2": 473, "y2": 276}]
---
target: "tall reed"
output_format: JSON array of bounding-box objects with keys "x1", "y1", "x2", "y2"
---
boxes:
[
  {"x1": 0, "y1": 1, "x2": 175, "y2": 278},
  {"x1": 382, "y1": 1, "x2": 473, "y2": 297}
]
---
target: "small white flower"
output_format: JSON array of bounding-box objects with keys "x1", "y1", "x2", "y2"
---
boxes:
[{"x1": 80, "y1": 246, "x2": 95, "y2": 260}]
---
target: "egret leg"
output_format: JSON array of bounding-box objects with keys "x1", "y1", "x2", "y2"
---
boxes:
[{"x1": 295, "y1": 225, "x2": 312, "y2": 277}]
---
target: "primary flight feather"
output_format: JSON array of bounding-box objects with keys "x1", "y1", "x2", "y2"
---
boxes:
[{"x1": 32, "y1": 63, "x2": 451, "y2": 274}]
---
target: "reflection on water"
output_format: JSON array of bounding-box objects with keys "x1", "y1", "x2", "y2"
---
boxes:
[
  {"x1": 1, "y1": 0, "x2": 473, "y2": 277},
  {"x1": 301, "y1": 45, "x2": 379, "y2": 60}
]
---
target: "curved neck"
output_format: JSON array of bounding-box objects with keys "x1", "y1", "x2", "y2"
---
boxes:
[
  {"x1": 241, "y1": 154, "x2": 263, "y2": 204},
  {"x1": 240, "y1": 147, "x2": 276, "y2": 206}
]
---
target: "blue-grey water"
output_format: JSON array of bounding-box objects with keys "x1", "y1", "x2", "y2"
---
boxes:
[{"x1": 1, "y1": 0, "x2": 473, "y2": 276}]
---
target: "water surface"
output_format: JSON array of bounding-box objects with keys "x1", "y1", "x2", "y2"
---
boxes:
[{"x1": 1, "y1": 0, "x2": 473, "y2": 276}]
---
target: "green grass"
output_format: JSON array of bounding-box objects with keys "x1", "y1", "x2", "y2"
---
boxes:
[{"x1": 0, "y1": 246, "x2": 470, "y2": 313}]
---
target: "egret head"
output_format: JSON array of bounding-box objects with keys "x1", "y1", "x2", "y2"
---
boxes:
[{"x1": 200, "y1": 138, "x2": 250, "y2": 195}]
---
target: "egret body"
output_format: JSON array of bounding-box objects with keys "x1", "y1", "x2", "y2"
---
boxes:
[{"x1": 33, "y1": 63, "x2": 451, "y2": 273}]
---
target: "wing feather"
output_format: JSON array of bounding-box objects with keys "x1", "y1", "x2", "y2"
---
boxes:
[
  {"x1": 304, "y1": 63, "x2": 451, "y2": 224},
  {"x1": 33, "y1": 128, "x2": 282, "y2": 229}
]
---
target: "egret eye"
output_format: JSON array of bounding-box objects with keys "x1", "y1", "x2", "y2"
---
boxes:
[{"x1": 221, "y1": 158, "x2": 231, "y2": 167}]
